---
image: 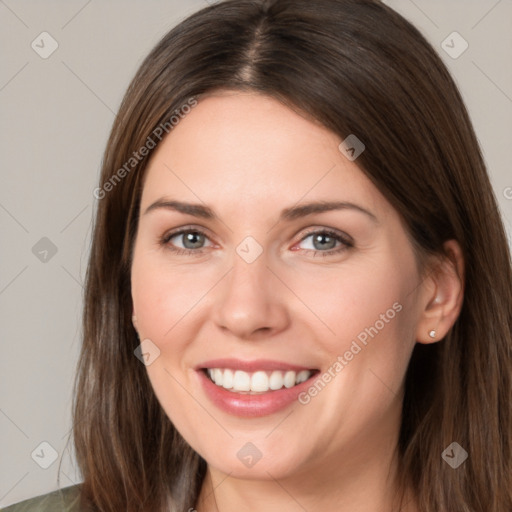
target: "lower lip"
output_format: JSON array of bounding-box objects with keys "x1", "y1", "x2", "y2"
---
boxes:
[{"x1": 197, "y1": 370, "x2": 317, "y2": 418}]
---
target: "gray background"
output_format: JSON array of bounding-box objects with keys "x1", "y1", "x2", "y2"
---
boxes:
[{"x1": 1, "y1": 0, "x2": 511, "y2": 507}]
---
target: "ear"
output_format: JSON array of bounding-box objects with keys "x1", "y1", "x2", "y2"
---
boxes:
[{"x1": 415, "y1": 239, "x2": 465, "y2": 344}]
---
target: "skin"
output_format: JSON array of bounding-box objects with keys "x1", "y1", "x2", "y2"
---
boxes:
[{"x1": 130, "y1": 90, "x2": 464, "y2": 512}]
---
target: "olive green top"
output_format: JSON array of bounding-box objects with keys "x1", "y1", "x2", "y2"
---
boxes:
[{"x1": 1, "y1": 485, "x2": 82, "y2": 512}]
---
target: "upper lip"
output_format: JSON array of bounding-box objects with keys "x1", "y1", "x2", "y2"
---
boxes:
[{"x1": 196, "y1": 358, "x2": 317, "y2": 372}]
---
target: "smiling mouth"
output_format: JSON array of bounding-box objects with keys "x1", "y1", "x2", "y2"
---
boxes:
[{"x1": 202, "y1": 368, "x2": 319, "y2": 394}]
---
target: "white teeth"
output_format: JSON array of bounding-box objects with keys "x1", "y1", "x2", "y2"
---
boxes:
[
  {"x1": 233, "y1": 370, "x2": 251, "y2": 391},
  {"x1": 205, "y1": 368, "x2": 313, "y2": 393},
  {"x1": 296, "y1": 370, "x2": 310, "y2": 384},
  {"x1": 283, "y1": 370, "x2": 296, "y2": 388},
  {"x1": 213, "y1": 368, "x2": 223, "y2": 386},
  {"x1": 222, "y1": 369, "x2": 234, "y2": 389},
  {"x1": 269, "y1": 371, "x2": 284, "y2": 390},
  {"x1": 250, "y1": 371, "x2": 269, "y2": 392}
]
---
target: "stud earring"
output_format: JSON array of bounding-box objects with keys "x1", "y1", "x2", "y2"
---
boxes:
[{"x1": 429, "y1": 329, "x2": 436, "y2": 339}]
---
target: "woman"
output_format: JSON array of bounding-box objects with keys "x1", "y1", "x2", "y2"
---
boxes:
[{"x1": 4, "y1": 0, "x2": 511, "y2": 510}]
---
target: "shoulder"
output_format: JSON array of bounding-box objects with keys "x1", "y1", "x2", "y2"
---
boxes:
[{"x1": 1, "y1": 485, "x2": 82, "y2": 512}]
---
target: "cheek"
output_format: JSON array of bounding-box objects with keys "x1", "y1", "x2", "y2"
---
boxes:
[
  {"x1": 299, "y1": 256, "x2": 417, "y2": 404},
  {"x1": 131, "y1": 255, "x2": 208, "y2": 436},
  {"x1": 131, "y1": 251, "x2": 208, "y2": 344},
  {"x1": 293, "y1": 255, "x2": 411, "y2": 349}
]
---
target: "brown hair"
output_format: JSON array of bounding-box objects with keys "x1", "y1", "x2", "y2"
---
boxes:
[{"x1": 70, "y1": 0, "x2": 512, "y2": 510}]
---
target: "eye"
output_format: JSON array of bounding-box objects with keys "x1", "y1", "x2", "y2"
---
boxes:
[
  {"x1": 160, "y1": 227, "x2": 213, "y2": 255},
  {"x1": 294, "y1": 229, "x2": 353, "y2": 256},
  {"x1": 159, "y1": 226, "x2": 353, "y2": 257}
]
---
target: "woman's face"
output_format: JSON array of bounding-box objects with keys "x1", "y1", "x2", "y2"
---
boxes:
[{"x1": 131, "y1": 90, "x2": 430, "y2": 482}]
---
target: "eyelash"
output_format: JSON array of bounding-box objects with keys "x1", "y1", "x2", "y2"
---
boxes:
[{"x1": 159, "y1": 226, "x2": 353, "y2": 258}]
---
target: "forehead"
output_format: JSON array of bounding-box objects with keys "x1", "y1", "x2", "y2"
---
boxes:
[{"x1": 140, "y1": 91, "x2": 387, "y2": 218}]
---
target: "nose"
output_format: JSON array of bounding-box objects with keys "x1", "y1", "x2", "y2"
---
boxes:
[{"x1": 211, "y1": 252, "x2": 290, "y2": 340}]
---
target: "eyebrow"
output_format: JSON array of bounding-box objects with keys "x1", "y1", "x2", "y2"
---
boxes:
[{"x1": 143, "y1": 199, "x2": 378, "y2": 223}]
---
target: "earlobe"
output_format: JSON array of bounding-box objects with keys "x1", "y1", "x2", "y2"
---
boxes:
[{"x1": 415, "y1": 239, "x2": 465, "y2": 344}]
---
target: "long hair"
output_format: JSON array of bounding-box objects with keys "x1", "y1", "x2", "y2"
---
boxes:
[{"x1": 71, "y1": 1, "x2": 512, "y2": 510}]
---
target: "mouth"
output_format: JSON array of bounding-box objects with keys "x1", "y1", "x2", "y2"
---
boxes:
[
  {"x1": 201, "y1": 367, "x2": 318, "y2": 394},
  {"x1": 195, "y1": 358, "x2": 320, "y2": 417}
]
